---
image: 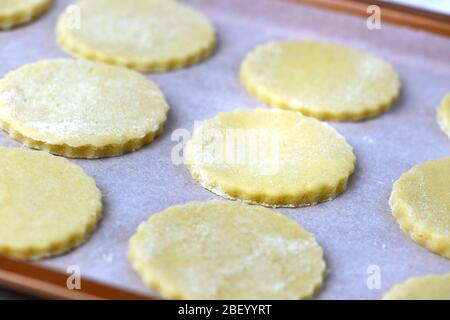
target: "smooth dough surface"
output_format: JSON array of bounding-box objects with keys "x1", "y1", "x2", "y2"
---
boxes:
[
  {"x1": 0, "y1": 0, "x2": 52, "y2": 29},
  {"x1": 0, "y1": 59, "x2": 169, "y2": 158},
  {"x1": 185, "y1": 108, "x2": 356, "y2": 207},
  {"x1": 383, "y1": 274, "x2": 450, "y2": 300},
  {"x1": 437, "y1": 93, "x2": 450, "y2": 140},
  {"x1": 129, "y1": 201, "x2": 325, "y2": 300},
  {"x1": 0, "y1": 148, "x2": 102, "y2": 259},
  {"x1": 389, "y1": 158, "x2": 450, "y2": 259},
  {"x1": 241, "y1": 41, "x2": 400, "y2": 121},
  {"x1": 56, "y1": 0, "x2": 215, "y2": 72}
]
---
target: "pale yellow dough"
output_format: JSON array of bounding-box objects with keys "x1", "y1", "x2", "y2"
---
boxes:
[
  {"x1": 129, "y1": 201, "x2": 325, "y2": 300},
  {"x1": 0, "y1": 0, "x2": 52, "y2": 29},
  {"x1": 383, "y1": 274, "x2": 450, "y2": 300},
  {"x1": 437, "y1": 93, "x2": 450, "y2": 140},
  {"x1": 389, "y1": 158, "x2": 450, "y2": 259},
  {"x1": 0, "y1": 148, "x2": 102, "y2": 260},
  {"x1": 0, "y1": 59, "x2": 169, "y2": 158},
  {"x1": 56, "y1": 0, "x2": 215, "y2": 72},
  {"x1": 241, "y1": 41, "x2": 400, "y2": 121},
  {"x1": 184, "y1": 108, "x2": 356, "y2": 207}
]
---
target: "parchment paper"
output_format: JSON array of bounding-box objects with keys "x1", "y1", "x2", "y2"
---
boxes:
[{"x1": 0, "y1": 0, "x2": 449, "y2": 300}]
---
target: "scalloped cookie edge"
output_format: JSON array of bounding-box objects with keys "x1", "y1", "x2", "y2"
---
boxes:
[{"x1": 0, "y1": 0, "x2": 52, "y2": 30}]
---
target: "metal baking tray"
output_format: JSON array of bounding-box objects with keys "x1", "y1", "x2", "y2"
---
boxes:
[{"x1": 0, "y1": 0, "x2": 449, "y2": 299}]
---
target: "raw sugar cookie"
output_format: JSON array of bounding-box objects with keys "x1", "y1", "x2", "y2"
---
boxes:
[
  {"x1": 240, "y1": 41, "x2": 400, "y2": 121},
  {"x1": 129, "y1": 201, "x2": 325, "y2": 300},
  {"x1": 389, "y1": 158, "x2": 450, "y2": 259},
  {"x1": 56, "y1": 0, "x2": 215, "y2": 72},
  {"x1": 184, "y1": 108, "x2": 356, "y2": 207},
  {"x1": 0, "y1": 59, "x2": 169, "y2": 158},
  {"x1": 0, "y1": 0, "x2": 52, "y2": 29},
  {"x1": 437, "y1": 93, "x2": 450, "y2": 140},
  {"x1": 383, "y1": 274, "x2": 450, "y2": 300},
  {"x1": 0, "y1": 148, "x2": 102, "y2": 260}
]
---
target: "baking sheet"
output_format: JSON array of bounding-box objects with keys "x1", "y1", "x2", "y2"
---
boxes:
[{"x1": 1, "y1": 0, "x2": 450, "y2": 300}]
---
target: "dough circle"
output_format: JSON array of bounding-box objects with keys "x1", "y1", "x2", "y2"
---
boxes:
[
  {"x1": 383, "y1": 274, "x2": 450, "y2": 300},
  {"x1": 0, "y1": 59, "x2": 169, "y2": 158},
  {"x1": 129, "y1": 200, "x2": 325, "y2": 300},
  {"x1": 56, "y1": 0, "x2": 215, "y2": 72},
  {"x1": 0, "y1": 0, "x2": 52, "y2": 29},
  {"x1": 437, "y1": 93, "x2": 450, "y2": 140},
  {"x1": 240, "y1": 41, "x2": 400, "y2": 121},
  {"x1": 389, "y1": 158, "x2": 450, "y2": 259},
  {"x1": 184, "y1": 108, "x2": 356, "y2": 207},
  {"x1": 0, "y1": 148, "x2": 102, "y2": 260}
]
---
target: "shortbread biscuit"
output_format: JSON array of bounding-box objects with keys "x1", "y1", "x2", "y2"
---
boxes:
[
  {"x1": 0, "y1": 148, "x2": 102, "y2": 260},
  {"x1": 56, "y1": 0, "x2": 215, "y2": 72},
  {"x1": 0, "y1": 0, "x2": 52, "y2": 29},
  {"x1": 184, "y1": 108, "x2": 356, "y2": 207},
  {"x1": 437, "y1": 93, "x2": 450, "y2": 139},
  {"x1": 129, "y1": 201, "x2": 325, "y2": 300},
  {"x1": 0, "y1": 59, "x2": 169, "y2": 158},
  {"x1": 389, "y1": 158, "x2": 450, "y2": 259},
  {"x1": 241, "y1": 41, "x2": 400, "y2": 121},
  {"x1": 383, "y1": 274, "x2": 450, "y2": 300}
]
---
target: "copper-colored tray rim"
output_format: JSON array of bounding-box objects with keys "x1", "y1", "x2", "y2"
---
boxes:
[
  {"x1": 1, "y1": 0, "x2": 449, "y2": 300},
  {"x1": 0, "y1": 255, "x2": 155, "y2": 300},
  {"x1": 291, "y1": 0, "x2": 450, "y2": 37}
]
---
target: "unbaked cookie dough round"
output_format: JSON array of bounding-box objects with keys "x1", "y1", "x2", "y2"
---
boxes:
[
  {"x1": 129, "y1": 200, "x2": 325, "y2": 300},
  {"x1": 437, "y1": 93, "x2": 450, "y2": 140},
  {"x1": 240, "y1": 41, "x2": 400, "y2": 121},
  {"x1": 184, "y1": 108, "x2": 356, "y2": 207},
  {"x1": 56, "y1": 0, "x2": 215, "y2": 72},
  {"x1": 0, "y1": 148, "x2": 102, "y2": 260},
  {"x1": 383, "y1": 274, "x2": 450, "y2": 300},
  {"x1": 0, "y1": 0, "x2": 52, "y2": 29},
  {"x1": 389, "y1": 158, "x2": 450, "y2": 259},
  {"x1": 0, "y1": 59, "x2": 169, "y2": 158}
]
